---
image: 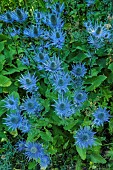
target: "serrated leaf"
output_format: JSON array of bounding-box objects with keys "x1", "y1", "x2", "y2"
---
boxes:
[
  {"x1": 76, "y1": 146, "x2": 86, "y2": 160},
  {"x1": 91, "y1": 153, "x2": 106, "y2": 164},
  {"x1": 0, "y1": 75, "x2": 12, "y2": 87}
]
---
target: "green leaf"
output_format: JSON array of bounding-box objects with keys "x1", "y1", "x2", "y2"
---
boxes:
[
  {"x1": 0, "y1": 101, "x2": 6, "y2": 116},
  {"x1": 0, "y1": 41, "x2": 5, "y2": 52},
  {"x1": 0, "y1": 75, "x2": 12, "y2": 87},
  {"x1": 28, "y1": 161, "x2": 37, "y2": 170},
  {"x1": 108, "y1": 63, "x2": 113, "y2": 72},
  {"x1": 40, "y1": 130, "x2": 53, "y2": 142},
  {"x1": 76, "y1": 146, "x2": 86, "y2": 160},
  {"x1": 76, "y1": 159, "x2": 82, "y2": 170},
  {"x1": 91, "y1": 153, "x2": 106, "y2": 164},
  {"x1": 86, "y1": 75, "x2": 107, "y2": 91}
]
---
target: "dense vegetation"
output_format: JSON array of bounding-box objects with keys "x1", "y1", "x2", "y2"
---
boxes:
[{"x1": 0, "y1": 0, "x2": 113, "y2": 169}]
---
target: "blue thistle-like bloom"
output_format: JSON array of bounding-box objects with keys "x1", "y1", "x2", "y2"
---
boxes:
[
  {"x1": 74, "y1": 90, "x2": 87, "y2": 105},
  {"x1": 21, "y1": 96, "x2": 39, "y2": 115},
  {"x1": 50, "y1": 71, "x2": 71, "y2": 93},
  {"x1": 53, "y1": 94, "x2": 74, "y2": 117},
  {"x1": 49, "y1": 28, "x2": 65, "y2": 49},
  {"x1": 42, "y1": 13, "x2": 64, "y2": 29},
  {"x1": 3, "y1": 112, "x2": 23, "y2": 130},
  {"x1": 74, "y1": 126, "x2": 96, "y2": 148},
  {"x1": 88, "y1": 35, "x2": 104, "y2": 49},
  {"x1": 15, "y1": 140, "x2": 26, "y2": 152},
  {"x1": 8, "y1": 27, "x2": 20, "y2": 37},
  {"x1": 3, "y1": 94, "x2": 19, "y2": 110},
  {"x1": 25, "y1": 142, "x2": 44, "y2": 161},
  {"x1": 24, "y1": 25, "x2": 43, "y2": 38},
  {"x1": 19, "y1": 118, "x2": 31, "y2": 133},
  {"x1": 93, "y1": 107, "x2": 111, "y2": 126},
  {"x1": 43, "y1": 55, "x2": 62, "y2": 73},
  {"x1": 85, "y1": 0, "x2": 95, "y2": 7},
  {"x1": 21, "y1": 56, "x2": 30, "y2": 66},
  {"x1": 51, "y1": 2, "x2": 64, "y2": 16},
  {"x1": 71, "y1": 63, "x2": 87, "y2": 78},
  {"x1": 84, "y1": 21, "x2": 111, "y2": 40},
  {"x1": 18, "y1": 72, "x2": 38, "y2": 93},
  {"x1": 34, "y1": 49, "x2": 49, "y2": 64},
  {"x1": 40, "y1": 154, "x2": 50, "y2": 168},
  {"x1": 34, "y1": 10, "x2": 43, "y2": 24},
  {"x1": 0, "y1": 11, "x2": 14, "y2": 23},
  {"x1": 12, "y1": 8, "x2": 28, "y2": 23},
  {"x1": 90, "y1": 22, "x2": 111, "y2": 39}
]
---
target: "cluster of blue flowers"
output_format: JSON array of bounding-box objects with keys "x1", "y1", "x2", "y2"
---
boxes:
[
  {"x1": 15, "y1": 140, "x2": 50, "y2": 168},
  {"x1": 84, "y1": 20, "x2": 112, "y2": 49},
  {"x1": 1, "y1": 1, "x2": 112, "y2": 167}
]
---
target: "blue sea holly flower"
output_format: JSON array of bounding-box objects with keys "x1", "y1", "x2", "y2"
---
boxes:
[
  {"x1": 53, "y1": 94, "x2": 74, "y2": 117},
  {"x1": 42, "y1": 13, "x2": 64, "y2": 29},
  {"x1": 74, "y1": 90, "x2": 87, "y2": 105},
  {"x1": 40, "y1": 154, "x2": 50, "y2": 168},
  {"x1": 21, "y1": 96, "x2": 39, "y2": 115},
  {"x1": 74, "y1": 126, "x2": 96, "y2": 148},
  {"x1": 34, "y1": 10, "x2": 43, "y2": 24},
  {"x1": 71, "y1": 63, "x2": 87, "y2": 78},
  {"x1": 51, "y1": 2, "x2": 64, "y2": 16},
  {"x1": 3, "y1": 112, "x2": 23, "y2": 130},
  {"x1": 19, "y1": 118, "x2": 31, "y2": 133},
  {"x1": 13, "y1": 8, "x2": 28, "y2": 23},
  {"x1": 85, "y1": 0, "x2": 95, "y2": 7},
  {"x1": 15, "y1": 140, "x2": 26, "y2": 152},
  {"x1": 93, "y1": 107, "x2": 111, "y2": 126},
  {"x1": 44, "y1": 55, "x2": 62, "y2": 73},
  {"x1": 49, "y1": 28, "x2": 65, "y2": 49},
  {"x1": 25, "y1": 142, "x2": 44, "y2": 161},
  {"x1": 21, "y1": 56, "x2": 30, "y2": 66},
  {"x1": 0, "y1": 11, "x2": 14, "y2": 23},
  {"x1": 3, "y1": 94, "x2": 19, "y2": 110},
  {"x1": 88, "y1": 35, "x2": 104, "y2": 49},
  {"x1": 90, "y1": 22, "x2": 111, "y2": 39},
  {"x1": 50, "y1": 71, "x2": 71, "y2": 93},
  {"x1": 34, "y1": 50, "x2": 49, "y2": 64},
  {"x1": 24, "y1": 25, "x2": 42, "y2": 38},
  {"x1": 9, "y1": 27, "x2": 20, "y2": 37},
  {"x1": 18, "y1": 72, "x2": 38, "y2": 93}
]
